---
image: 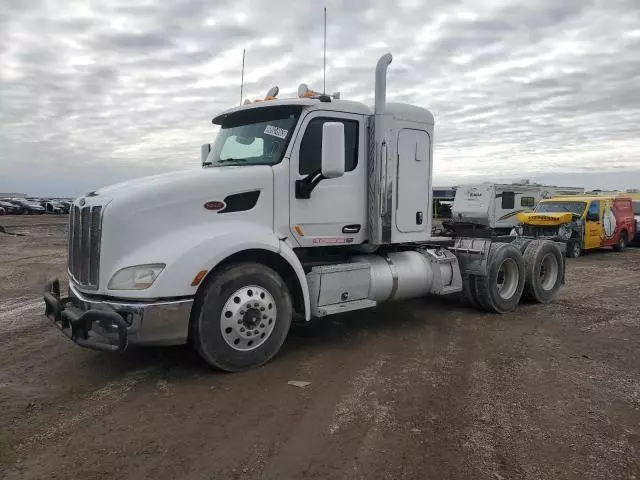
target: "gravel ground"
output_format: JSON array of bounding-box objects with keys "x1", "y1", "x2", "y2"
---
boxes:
[{"x1": 1, "y1": 215, "x2": 639, "y2": 480}]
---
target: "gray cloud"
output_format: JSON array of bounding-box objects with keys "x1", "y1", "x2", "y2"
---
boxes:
[{"x1": 1, "y1": 0, "x2": 640, "y2": 196}]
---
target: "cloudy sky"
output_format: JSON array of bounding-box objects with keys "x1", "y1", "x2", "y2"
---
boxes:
[{"x1": 1, "y1": 0, "x2": 639, "y2": 196}]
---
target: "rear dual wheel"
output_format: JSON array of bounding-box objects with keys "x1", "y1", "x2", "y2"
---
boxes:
[
  {"x1": 475, "y1": 243, "x2": 526, "y2": 313},
  {"x1": 523, "y1": 240, "x2": 564, "y2": 303},
  {"x1": 464, "y1": 240, "x2": 564, "y2": 312}
]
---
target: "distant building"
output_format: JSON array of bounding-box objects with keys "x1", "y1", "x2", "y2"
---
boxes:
[{"x1": 0, "y1": 192, "x2": 26, "y2": 198}]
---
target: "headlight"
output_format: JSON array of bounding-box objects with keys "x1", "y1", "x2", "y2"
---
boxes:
[
  {"x1": 558, "y1": 224, "x2": 572, "y2": 240},
  {"x1": 108, "y1": 264, "x2": 165, "y2": 290}
]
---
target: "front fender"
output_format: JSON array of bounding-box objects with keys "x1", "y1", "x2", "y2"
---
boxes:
[{"x1": 104, "y1": 222, "x2": 310, "y2": 319}]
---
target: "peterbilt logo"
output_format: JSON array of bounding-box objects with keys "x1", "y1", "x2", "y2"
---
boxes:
[{"x1": 78, "y1": 198, "x2": 86, "y2": 206}]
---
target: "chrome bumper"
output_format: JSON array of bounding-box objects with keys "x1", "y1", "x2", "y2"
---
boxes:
[{"x1": 43, "y1": 278, "x2": 193, "y2": 352}]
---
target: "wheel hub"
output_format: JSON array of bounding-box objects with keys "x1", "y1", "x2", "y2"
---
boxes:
[
  {"x1": 220, "y1": 285, "x2": 277, "y2": 352},
  {"x1": 496, "y1": 258, "x2": 519, "y2": 300},
  {"x1": 242, "y1": 308, "x2": 262, "y2": 328}
]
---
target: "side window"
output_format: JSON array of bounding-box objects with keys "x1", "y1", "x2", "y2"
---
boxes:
[
  {"x1": 299, "y1": 118, "x2": 359, "y2": 175},
  {"x1": 501, "y1": 191, "x2": 515, "y2": 209},
  {"x1": 587, "y1": 201, "x2": 600, "y2": 219},
  {"x1": 521, "y1": 196, "x2": 535, "y2": 208}
]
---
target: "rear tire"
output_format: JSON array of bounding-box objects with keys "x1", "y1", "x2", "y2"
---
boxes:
[
  {"x1": 523, "y1": 240, "x2": 564, "y2": 303},
  {"x1": 613, "y1": 232, "x2": 627, "y2": 252},
  {"x1": 192, "y1": 262, "x2": 293, "y2": 372},
  {"x1": 476, "y1": 243, "x2": 525, "y2": 313}
]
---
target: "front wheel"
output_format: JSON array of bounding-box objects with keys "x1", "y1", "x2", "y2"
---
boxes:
[
  {"x1": 613, "y1": 232, "x2": 627, "y2": 252},
  {"x1": 192, "y1": 262, "x2": 293, "y2": 372},
  {"x1": 566, "y1": 240, "x2": 581, "y2": 258}
]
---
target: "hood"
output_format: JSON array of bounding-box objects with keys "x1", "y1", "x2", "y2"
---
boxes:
[
  {"x1": 517, "y1": 212, "x2": 574, "y2": 226},
  {"x1": 85, "y1": 166, "x2": 272, "y2": 214},
  {"x1": 81, "y1": 166, "x2": 275, "y2": 293}
]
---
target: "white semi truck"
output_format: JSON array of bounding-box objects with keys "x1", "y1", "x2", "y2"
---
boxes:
[{"x1": 43, "y1": 54, "x2": 566, "y2": 371}]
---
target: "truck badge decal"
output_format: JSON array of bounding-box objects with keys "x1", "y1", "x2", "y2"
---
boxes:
[
  {"x1": 204, "y1": 200, "x2": 226, "y2": 211},
  {"x1": 264, "y1": 125, "x2": 288, "y2": 139}
]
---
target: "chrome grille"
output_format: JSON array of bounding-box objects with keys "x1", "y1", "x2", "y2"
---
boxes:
[{"x1": 68, "y1": 205, "x2": 103, "y2": 288}]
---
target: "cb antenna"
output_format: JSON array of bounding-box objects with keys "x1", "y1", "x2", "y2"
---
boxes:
[
  {"x1": 323, "y1": 7, "x2": 327, "y2": 94},
  {"x1": 239, "y1": 48, "x2": 246, "y2": 106}
]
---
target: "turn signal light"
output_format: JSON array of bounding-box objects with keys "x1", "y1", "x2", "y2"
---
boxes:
[{"x1": 191, "y1": 270, "x2": 208, "y2": 286}]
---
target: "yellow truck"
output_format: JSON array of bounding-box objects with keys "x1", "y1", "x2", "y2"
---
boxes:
[{"x1": 515, "y1": 195, "x2": 636, "y2": 258}]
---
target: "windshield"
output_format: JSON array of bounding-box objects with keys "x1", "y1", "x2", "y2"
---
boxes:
[
  {"x1": 535, "y1": 201, "x2": 586, "y2": 216},
  {"x1": 633, "y1": 201, "x2": 640, "y2": 215},
  {"x1": 207, "y1": 105, "x2": 303, "y2": 167}
]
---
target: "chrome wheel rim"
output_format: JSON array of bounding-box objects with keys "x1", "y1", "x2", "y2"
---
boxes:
[
  {"x1": 496, "y1": 258, "x2": 519, "y2": 300},
  {"x1": 539, "y1": 253, "x2": 559, "y2": 291},
  {"x1": 220, "y1": 285, "x2": 277, "y2": 351},
  {"x1": 573, "y1": 243, "x2": 581, "y2": 257}
]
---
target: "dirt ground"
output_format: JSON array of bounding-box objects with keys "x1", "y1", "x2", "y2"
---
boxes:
[{"x1": 1, "y1": 215, "x2": 639, "y2": 480}]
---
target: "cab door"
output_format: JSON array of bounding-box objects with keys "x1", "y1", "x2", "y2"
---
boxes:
[
  {"x1": 288, "y1": 111, "x2": 367, "y2": 247},
  {"x1": 584, "y1": 200, "x2": 603, "y2": 249}
]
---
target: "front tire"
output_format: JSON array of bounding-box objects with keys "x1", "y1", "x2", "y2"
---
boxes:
[
  {"x1": 613, "y1": 232, "x2": 627, "y2": 252},
  {"x1": 566, "y1": 239, "x2": 581, "y2": 258},
  {"x1": 192, "y1": 262, "x2": 293, "y2": 372}
]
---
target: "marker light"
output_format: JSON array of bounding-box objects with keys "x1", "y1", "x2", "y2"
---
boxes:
[
  {"x1": 191, "y1": 270, "x2": 208, "y2": 286},
  {"x1": 264, "y1": 86, "x2": 279, "y2": 100},
  {"x1": 297, "y1": 83, "x2": 319, "y2": 98}
]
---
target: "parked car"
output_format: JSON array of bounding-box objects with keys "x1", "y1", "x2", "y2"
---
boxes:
[
  {"x1": 0, "y1": 200, "x2": 23, "y2": 215},
  {"x1": 6, "y1": 199, "x2": 45, "y2": 215},
  {"x1": 41, "y1": 201, "x2": 65, "y2": 214},
  {"x1": 57, "y1": 201, "x2": 71, "y2": 214}
]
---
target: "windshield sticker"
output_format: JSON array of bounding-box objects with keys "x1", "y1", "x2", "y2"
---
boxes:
[{"x1": 264, "y1": 125, "x2": 288, "y2": 139}]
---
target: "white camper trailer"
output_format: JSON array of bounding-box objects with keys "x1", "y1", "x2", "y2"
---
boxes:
[{"x1": 445, "y1": 182, "x2": 584, "y2": 236}]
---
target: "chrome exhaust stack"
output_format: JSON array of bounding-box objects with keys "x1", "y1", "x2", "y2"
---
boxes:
[{"x1": 374, "y1": 53, "x2": 392, "y2": 115}]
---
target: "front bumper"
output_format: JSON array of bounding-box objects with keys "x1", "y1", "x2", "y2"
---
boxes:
[{"x1": 43, "y1": 278, "x2": 193, "y2": 353}]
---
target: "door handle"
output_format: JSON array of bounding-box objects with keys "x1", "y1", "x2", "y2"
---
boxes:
[{"x1": 342, "y1": 224, "x2": 361, "y2": 234}]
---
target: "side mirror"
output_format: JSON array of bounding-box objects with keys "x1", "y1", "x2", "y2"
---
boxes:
[
  {"x1": 201, "y1": 143, "x2": 211, "y2": 165},
  {"x1": 321, "y1": 122, "x2": 345, "y2": 179}
]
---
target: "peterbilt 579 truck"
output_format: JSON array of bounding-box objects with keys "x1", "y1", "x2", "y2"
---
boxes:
[{"x1": 43, "y1": 53, "x2": 566, "y2": 371}]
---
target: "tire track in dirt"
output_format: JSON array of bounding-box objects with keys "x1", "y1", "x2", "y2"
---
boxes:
[
  {"x1": 0, "y1": 296, "x2": 42, "y2": 335},
  {"x1": 5, "y1": 367, "x2": 157, "y2": 480}
]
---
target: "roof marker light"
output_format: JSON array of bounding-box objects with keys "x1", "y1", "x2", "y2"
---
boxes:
[{"x1": 265, "y1": 86, "x2": 279, "y2": 100}]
